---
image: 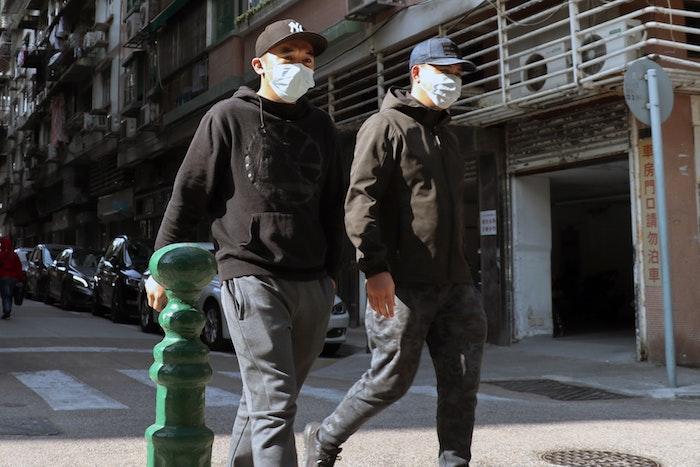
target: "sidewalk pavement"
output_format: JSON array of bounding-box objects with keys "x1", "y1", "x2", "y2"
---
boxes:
[{"x1": 334, "y1": 326, "x2": 700, "y2": 399}]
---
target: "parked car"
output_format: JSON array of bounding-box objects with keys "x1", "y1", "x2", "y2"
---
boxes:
[
  {"x1": 47, "y1": 247, "x2": 101, "y2": 309},
  {"x1": 92, "y1": 235, "x2": 152, "y2": 323},
  {"x1": 14, "y1": 247, "x2": 32, "y2": 273},
  {"x1": 137, "y1": 243, "x2": 350, "y2": 354},
  {"x1": 25, "y1": 244, "x2": 70, "y2": 301}
]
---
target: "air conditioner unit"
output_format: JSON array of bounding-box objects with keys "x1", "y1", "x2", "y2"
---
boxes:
[
  {"x1": 125, "y1": 14, "x2": 143, "y2": 42},
  {"x1": 84, "y1": 31, "x2": 107, "y2": 49},
  {"x1": 580, "y1": 19, "x2": 642, "y2": 77},
  {"x1": 83, "y1": 114, "x2": 108, "y2": 132},
  {"x1": 120, "y1": 117, "x2": 138, "y2": 138},
  {"x1": 510, "y1": 40, "x2": 571, "y2": 100},
  {"x1": 140, "y1": 102, "x2": 159, "y2": 126},
  {"x1": 347, "y1": 0, "x2": 397, "y2": 21}
]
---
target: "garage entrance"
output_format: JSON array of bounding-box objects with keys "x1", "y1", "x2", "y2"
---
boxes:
[{"x1": 512, "y1": 159, "x2": 635, "y2": 340}]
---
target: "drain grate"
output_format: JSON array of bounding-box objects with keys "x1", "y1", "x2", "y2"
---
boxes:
[
  {"x1": 542, "y1": 450, "x2": 660, "y2": 467},
  {"x1": 485, "y1": 379, "x2": 632, "y2": 401}
]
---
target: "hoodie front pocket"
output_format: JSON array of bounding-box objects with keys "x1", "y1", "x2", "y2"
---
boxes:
[{"x1": 241, "y1": 212, "x2": 325, "y2": 268}]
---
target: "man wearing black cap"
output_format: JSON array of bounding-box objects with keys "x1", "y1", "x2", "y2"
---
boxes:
[
  {"x1": 147, "y1": 19, "x2": 343, "y2": 467},
  {"x1": 304, "y1": 37, "x2": 487, "y2": 467}
]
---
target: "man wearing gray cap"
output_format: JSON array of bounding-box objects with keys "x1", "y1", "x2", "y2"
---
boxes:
[
  {"x1": 304, "y1": 37, "x2": 487, "y2": 467},
  {"x1": 147, "y1": 19, "x2": 344, "y2": 467}
]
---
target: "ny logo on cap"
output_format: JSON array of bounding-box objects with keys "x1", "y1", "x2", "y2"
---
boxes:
[{"x1": 288, "y1": 21, "x2": 304, "y2": 33}]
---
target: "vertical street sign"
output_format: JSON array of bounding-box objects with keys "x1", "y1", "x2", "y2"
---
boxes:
[{"x1": 624, "y1": 58, "x2": 676, "y2": 387}]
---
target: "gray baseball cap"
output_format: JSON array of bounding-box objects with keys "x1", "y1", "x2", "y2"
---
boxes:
[{"x1": 409, "y1": 37, "x2": 476, "y2": 72}]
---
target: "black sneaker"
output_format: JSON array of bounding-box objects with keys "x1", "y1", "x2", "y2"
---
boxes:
[
  {"x1": 1, "y1": 314, "x2": 10, "y2": 320},
  {"x1": 303, "y1": 422, "x2": 342, "y2": 467}
]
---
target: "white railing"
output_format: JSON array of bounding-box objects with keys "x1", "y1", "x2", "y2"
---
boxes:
[{"x1": 311, "y1": 0, "x2": 700, "y2": 127}]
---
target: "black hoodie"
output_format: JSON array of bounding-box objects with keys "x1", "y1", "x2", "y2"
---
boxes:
[
  {"x1": 155, "y1": 86, "x2": 343, "y2": 281},
  {"x1": 344, "y1": 88, "x2": 473, "y2": 285}
]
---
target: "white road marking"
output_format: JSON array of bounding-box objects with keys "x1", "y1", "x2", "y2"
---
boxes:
[
  {"x1": 0, "y1": 347, "x2": 152, "y2": 354},
  {"x1": 221, "y1": 372, "x2": 519, "y2": 404},
  {"x1": 220, "y1": 371, "x2": 346, "y2": 403},
  {"x1": 119, "y1": 369, "x2": 240, "y2": 407},
  {"x1": 13, "y1": 370, "x2": 127, "y2": 411}
]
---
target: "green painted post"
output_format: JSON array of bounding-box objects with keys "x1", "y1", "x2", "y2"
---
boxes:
[{"x1": 145, "y1": 243, "x2": 217, "y2": 467}]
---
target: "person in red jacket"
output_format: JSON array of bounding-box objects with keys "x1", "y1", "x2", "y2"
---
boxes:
[{"x1": 0, "y1": 236, "x2": 24, "y2": 319}]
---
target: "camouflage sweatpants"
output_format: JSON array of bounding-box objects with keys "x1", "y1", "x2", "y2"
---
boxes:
[{"x1": 318, "y1": 283, "x2": 487, "y2": 466}]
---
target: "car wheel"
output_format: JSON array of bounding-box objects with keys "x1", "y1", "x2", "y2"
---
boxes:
[
  {"x1": 201, "y1": 302, "x2": 225, "y2": 350},
  {"x1": 60, "y1": 283, "x2": 72, "y2": 310},
  {"x1": 321, "y1": 343, "x2": 342, "y2": 357},
  {"x1": 110, "y1": 286, "x2": 128, "y2": 323},
  {"x1": 139, "y1": 294, "x2": 159, "y2": 333}
]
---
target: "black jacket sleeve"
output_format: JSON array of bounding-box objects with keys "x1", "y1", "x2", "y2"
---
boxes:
[
  {"x1": 344, "y1": 114, "x2": 399, "y2": 277},
  {"x1": 319, "y1": 124, "x2": 345, "y2": 281},
  {"x1": 154, "y1": 110, "x2": 230, "y2": 250}
]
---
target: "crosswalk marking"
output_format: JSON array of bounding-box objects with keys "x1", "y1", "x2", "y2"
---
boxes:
[
  {"x1": 13, "y1": 370, "x2": 128, "y2": 411},
  {"x1": 221, "y1": 372, "x2": 519, "y2": 404},
  {"x1": 119, "y1": 369, "x2": 241, "y2": 407}
]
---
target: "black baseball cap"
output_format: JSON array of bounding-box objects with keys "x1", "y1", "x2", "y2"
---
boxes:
[
  {"x1": 255, "y1": 19, "x2": 328, "y2": 57},
  {"x1": 409, "y1": 37, "x2": 476, "y2": 72}
]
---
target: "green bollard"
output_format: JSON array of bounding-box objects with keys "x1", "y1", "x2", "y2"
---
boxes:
[{"x1": 145, "y1": 243, "x2": 217, "y2": 467}]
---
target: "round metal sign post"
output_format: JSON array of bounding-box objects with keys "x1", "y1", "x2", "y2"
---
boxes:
[{"x1": 624, "y1": 58, "x2": 676, "y2": 387}]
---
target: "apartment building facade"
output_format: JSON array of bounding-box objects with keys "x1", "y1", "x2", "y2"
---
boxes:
[{"x1": 1, "y1": 0, "x2": 699, "y2": 366}]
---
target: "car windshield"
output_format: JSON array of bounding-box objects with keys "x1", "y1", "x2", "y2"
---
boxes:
[
  {"x1": 70, "y1": 249, "x2": 101, "y2": 275},
  {"x1": 16, "y1": 250, "x2": 29, "y2": 267},
  {"x1": 125, "y1": 242, "x2": 152, "y2": 268},
  {"x1": 47, "y1": 248, "x2": 65, "y2": 264}
]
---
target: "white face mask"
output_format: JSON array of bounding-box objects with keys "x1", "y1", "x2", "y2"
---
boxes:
[
  {"x1": 263, "y1": 55, "x2": 315, "y2": 103},
  {"x1": 417, "y1": 65, "x2": 462, "y2": 109}
]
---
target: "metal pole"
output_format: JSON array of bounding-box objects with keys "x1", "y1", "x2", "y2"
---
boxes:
[{"x1": 646, "y1": 68, "x2": 676, "y2": 387}]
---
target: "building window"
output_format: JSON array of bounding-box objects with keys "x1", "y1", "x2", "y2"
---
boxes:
[
  {"x1": 159, "y1": 1, "x2": 207, "y2": 79},
  {"x1": 686, "y1": 1, "x2": 700, "y2": 58},
  {"x1": 123, "y1": 56, "x2": 144, "y2": 108},
  {"x1": 126, "y1": 0, "x2": 142, "y2": 16},
  {"x1": 101, "y1": 69, "x2": 111, "y2": 109},
  {"x1": 213, "y1": 0, "x2": 237, "y2": 42}
]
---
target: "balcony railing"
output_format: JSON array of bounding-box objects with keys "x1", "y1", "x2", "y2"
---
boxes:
[{"x1": 309, "y1": 0, "x2": 700, "y2": 127}]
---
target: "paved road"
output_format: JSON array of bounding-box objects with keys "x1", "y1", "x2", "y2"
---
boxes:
[{"x1": 0, "y1": 300, "x2": 698, "y2": 466}]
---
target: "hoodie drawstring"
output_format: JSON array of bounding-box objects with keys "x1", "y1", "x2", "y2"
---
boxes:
[{"x1": 256, "y1": 95, "x2": 267, "y2": 135}]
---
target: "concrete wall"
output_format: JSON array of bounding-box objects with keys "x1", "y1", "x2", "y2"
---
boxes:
[{"x1": 512, "y1": 175, "x2": 552, "y2": 338}]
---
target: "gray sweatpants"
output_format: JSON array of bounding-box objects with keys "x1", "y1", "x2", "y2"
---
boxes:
[
  {"x1": 318, "y1": 283, "x2": 487, "y2": 466},
  {"x1": 222, "y1": 275, "x2": 334, "y2": 467}
]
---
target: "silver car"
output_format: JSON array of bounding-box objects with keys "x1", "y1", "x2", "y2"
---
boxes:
[{"x1": 138, "y1": 243, "x2": 349, "y2": 355}]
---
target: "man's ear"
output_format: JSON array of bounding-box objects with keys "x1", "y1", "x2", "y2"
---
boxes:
[
  {"x1": 252, "y1": 56, "x2": 265, "y2": 76},
  {"x1": 410, "y1": 65, "x2": 421, "y2": 83}
]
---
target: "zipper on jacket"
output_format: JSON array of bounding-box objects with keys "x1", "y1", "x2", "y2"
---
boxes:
[{"x1": 432, "y1": 128, "x2": 442, "y2": 148}]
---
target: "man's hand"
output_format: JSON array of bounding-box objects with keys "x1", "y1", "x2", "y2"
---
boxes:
[
  {"x1": 146, "y1": 276, "x2": 167, "y2": 312},
  {"x1": 366, "y1": 271, "x2": 395, "y2": 318}
]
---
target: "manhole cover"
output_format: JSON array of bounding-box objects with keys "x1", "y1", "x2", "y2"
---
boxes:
[
  {"x1": 486, "y1": 379, "x2": 631, "y2": 401},
  {"x1": 0, "y1": 417, "x2": 61, "y2": 436},
  {"x1": 542, "y1": 450, "x2": 660, "y2": 467}
]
